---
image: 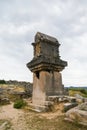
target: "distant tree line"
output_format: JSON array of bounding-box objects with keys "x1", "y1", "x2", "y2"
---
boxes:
[{"x1": 0, "y1": 79, "x2": 6, "y2": 84}]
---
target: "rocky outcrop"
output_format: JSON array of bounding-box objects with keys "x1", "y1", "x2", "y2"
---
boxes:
[
  {"x1": 0, "y1": 81, "x2": 33, "y2": 102},
  {"x1": 65, "y1": 102, "x2": 87, "y2": 126},
  {"x1": 6, "y1": 80, "x2": 33, "y2": 96}
]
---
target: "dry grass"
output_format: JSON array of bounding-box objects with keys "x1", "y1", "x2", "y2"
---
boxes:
[
  {"x1": 24, "y1": 113, "x2": 87, "y2": 130},
  {"x1": 0, "y1": 119, "x2": 13, "y2": 130}
]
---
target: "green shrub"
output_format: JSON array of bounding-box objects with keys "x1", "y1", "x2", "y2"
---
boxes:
[
  {"x1": 80, "y1": 89, "x2": 87, "y2": 94},
  {"x1": 0, "y1": 80, "x2": 6, "y2": 84},
  {"x1": 13, "y1": 99, "x2": 27, "y2": 109}
]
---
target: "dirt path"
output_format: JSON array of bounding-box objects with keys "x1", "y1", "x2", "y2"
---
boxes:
[{"x1": 0, "y1": 103, "x2": 28, "y2": 130}]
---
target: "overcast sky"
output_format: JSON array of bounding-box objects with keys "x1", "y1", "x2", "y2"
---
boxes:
[{"x1": 0, "y1": 0, "x2": 87, "y2": 86}]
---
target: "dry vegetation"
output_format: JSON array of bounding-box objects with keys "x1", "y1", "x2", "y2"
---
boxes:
[{"x1": 69, "y1": 87, "x2": 87, "y2": 97}]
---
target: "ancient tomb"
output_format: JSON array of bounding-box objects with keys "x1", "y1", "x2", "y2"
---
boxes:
[{"x1": 27, "y1": 32, "x2": 67, "y2": 110}]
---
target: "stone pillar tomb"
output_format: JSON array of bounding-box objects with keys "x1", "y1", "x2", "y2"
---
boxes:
[{"x1": 27, "y1": 32, "x2": 67, "y2": 111}]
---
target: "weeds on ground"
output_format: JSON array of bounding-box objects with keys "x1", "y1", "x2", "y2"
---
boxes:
[{"x1": 13, "y1": 99, "x2": 27, "y2": 109}]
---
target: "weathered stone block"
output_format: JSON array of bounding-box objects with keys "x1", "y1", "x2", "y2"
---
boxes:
[{"x1": 64, "y1": 102, "x2": 78, "y2": 112}]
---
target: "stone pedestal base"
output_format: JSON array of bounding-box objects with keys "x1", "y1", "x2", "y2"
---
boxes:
[{"x1": 32, "y1": 71, "x2": 64, "y2": 111}]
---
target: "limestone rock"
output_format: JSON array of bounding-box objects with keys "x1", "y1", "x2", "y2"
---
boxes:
[
  {"x1": 64, "y1": 102, "x2": 78, "y2": 112},
  {"x1": 65, "y1": 102, "x2": 87, "y2": 126}
]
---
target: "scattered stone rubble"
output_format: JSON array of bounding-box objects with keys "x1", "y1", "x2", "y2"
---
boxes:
[
  {"x1": 6, "y1": 80, "x2": 33, "y2": 92},
  {"x1": 0, "y1": 97, "x2": 10, "y2": 105},
  {"x1": 0, "y1": 81, "x2": 33, "y2": 103}
]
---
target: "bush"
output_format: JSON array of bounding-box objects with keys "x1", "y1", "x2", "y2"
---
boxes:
[
  {"x1": 80, "y1": 89, "x2": 87, "y2": 94},
  {"x1": 0, "y1": 80, "x2": 6, "y2": 84},
  {"x1": 13, "y1": 99, "x2": 27, "y2": 109}
]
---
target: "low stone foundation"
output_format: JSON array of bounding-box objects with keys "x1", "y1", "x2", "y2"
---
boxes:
[{"x1": 28, "y1": 101, "x2": 54, "y2": 112}]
